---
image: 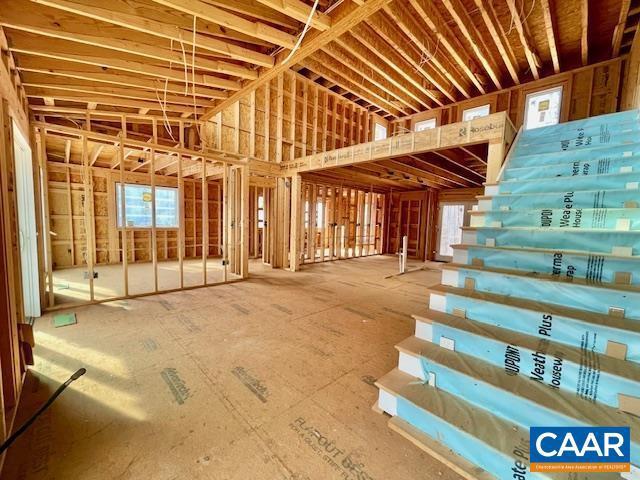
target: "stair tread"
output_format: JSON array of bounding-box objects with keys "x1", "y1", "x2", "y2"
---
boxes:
[
  {"x1": 387, "y1": 417, "x2": 495, "y2": 480},
  {"x1": 463, "y1": 225, "x2": 640, "y2": 234},
  {"x1": 444, "y1": 262, "x2": 640, "y2": 295},
  {"x1": 428, "y1": 284, "x2": 640, "y2": 334},
  {"x1": 376, "y1": 368, "x2": 530, "y2": 463},
  {"x1": 412, "y1": 309, "x2": 640, "y2": 382},
  {"x1": 396, "y1": 336, "x2": 640, "y2": 440},
  {"x1": 452, "y1": 243, "x2": 640, "y2": 261},
  {"x1": 471, "y1": 207, "x2": 640, "y2": 214},
  {"x1": 477, "y1": 187, "x2": 637, "y2": 200},
  {"x1": 513, "y1": 140, "x2": 640, "y2": 160},
  {"x1": 506, "y1": 157, "x2": 637, "y2": 171},
  {"x1": 501, "y1": 170, "x2": 639, "y2": 183}
]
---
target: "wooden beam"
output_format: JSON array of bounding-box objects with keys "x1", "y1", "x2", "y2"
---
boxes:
[
  {"x1": 302, "y1": 53, "x2": 406, "y2": 117},
  {"x1": 0, "y1": 3, "x2": 258, "y2": 79},
  {"x1": 256, "y1": 0, "x2": 331, "y2": 30},
  {"x1": 540, "y1": 0, "x2": 560, "y2": 73},
  {"x1": 441, "y1": 0, "x2": 502, "y2": 89},
  {"x1": 581, "y1": 0, "x2": 589, "y2": 65},
  {"x1": 8, "y1": 33, "x2": 241, "y2": 90},
  {"x1": 209, "y1": 0, "x2": 300, "y2": 29},
  {"x1": 201, "y1": 0, "x2": 393, "y2": 120},
  {"x1": 36, "y1": 121, "x2": 247, "y2": 165},
  {"x1": 405, "y1": 0, "x2": 486, "y2": 94},
  {"x1": 356, "y1": 161, "x2": 454, "y2": 188},
  {"x1": 150, "y1": 0, "x2": 297, "y2": 49},
  {"x1": 612, "y1": 0, "x2": 632, "y2": 57},
  {"x1": 377, "y1": 159, "x2": 461, "y2": 188},
  {"x1": 64, "y1": 138, "x2": 71, "y2": 163},
  {"x1": 89, "y1": 143, "x2": 104, "y2": 165},
  {"x1": 25, "y1": 87, "x2": 207, "y2": 114},
  {"x1": 472, "y1": 0, "x2": 520, "y2": 84},
  {"x1": 348, "y1": 32, "x2": 445, "y2": 107},
  {"x1": 335, "y1": 35, "x2": 435, "y2": 108},
  {"x1": 282, "y1": 112, "x2": 511, "y2": 174},
  {"x1": 32, "y1": 0, "x2": 275, "y2": 67},
  {"x1": 505, "y1": 0, "x2": 541, "y2": 79},
  {"x1": 17, "y1": 59, "x2": 229, "y2": 99},
  {"x1": 360, "y1": 15, "x2": 457, "y2": 102},
  {"x1": 321, "y1": 43, "x2": 428, "y2": 112},
  {"x1": 22, "y1": 82, "x2": 216, "y2": 108},
  {"x1": 410, "y1": 152, "x2": 484, "y2": 185}
]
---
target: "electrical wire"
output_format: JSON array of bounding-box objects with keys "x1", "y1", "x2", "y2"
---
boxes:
[
  {"x1": 0, "y1": 368, "x2": 86, "y2": 454},
  {"x1": 282, "y1": 0, "x2": 319, "y2": 66}
]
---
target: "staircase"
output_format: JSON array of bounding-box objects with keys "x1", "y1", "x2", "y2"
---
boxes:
[{"x1": 375, "y1": 110, "x2": 640, "y2": 479}]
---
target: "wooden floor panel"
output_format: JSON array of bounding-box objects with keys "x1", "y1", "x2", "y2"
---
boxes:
[{"x1": 3, "y1": 256, "x2": 461, "y2": 480}]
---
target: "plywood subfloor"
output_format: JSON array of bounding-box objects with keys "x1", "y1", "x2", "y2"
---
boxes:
[{"x1": 4, "y1": 256, "x2": 462, "y2": 480}]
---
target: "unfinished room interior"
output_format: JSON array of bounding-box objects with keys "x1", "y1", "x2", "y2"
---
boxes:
[{"x1": 1, "y1": 0, "x2": 640, "y2": 478}]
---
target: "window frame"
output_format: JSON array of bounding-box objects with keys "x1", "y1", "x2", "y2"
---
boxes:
[
  {"x1": 116, "y1": 182, "x2": 180, "y2": 229},
  {"x1": 523, "y1": 85, "x2": 564, "y2": 131},
  {"x1": 374, "y1": 122, "x2": 388, "y2": 141},
  {"x1": 462, "y1": 104, "x2": 491, "y2": 122},
  {"x1": 414, "y1": 118, "x2": 437, "y2": 132}
]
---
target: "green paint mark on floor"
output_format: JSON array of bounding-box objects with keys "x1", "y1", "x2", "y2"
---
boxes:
[{"x1": 53, "y1": 312, "x2": 76, "y2": 328}]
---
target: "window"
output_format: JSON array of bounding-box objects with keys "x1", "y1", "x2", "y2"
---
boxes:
[
  {"x1": 374, "y1": 123, "x2": 387, "y2": 141},
  {"x1": 116, "y1": 183, "x2": 179, "y2": 228},
  {"x1": 257, "y1": 194, "x2": 265, "y2": 229},
  {"x1": 414, "y1": 118, "x2": 437, "y2": 131},
  {"x1": 462, "y1": 104, "x2": 491, "y2": 122},
  {"x1": 315, "y1": 201, "x2": 324, "y2": 228},
  {"x1": 438, "y1": 204, "x2": 465, "y2": 258},
  {"x1": 524, "y1": 86, "x2": 563, "y2": 130}
]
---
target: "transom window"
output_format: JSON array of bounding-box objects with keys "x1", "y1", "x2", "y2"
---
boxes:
[
  {"x1": 415, "y1": 118, "x2": 437, "y2": 131},
  {"x1": 374, "y1": 123, "x2": 388, "y2": 141},
  {"x1": 462, "y1": 104, "x2": 491, "y2": 121}
]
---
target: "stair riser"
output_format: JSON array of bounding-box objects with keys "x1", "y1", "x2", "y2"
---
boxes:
[
  {"x1": 513, "y1": 132, "x2": 639, "y2": 157},
  {"x1": 498, "y1": 173, "x2": 640, "y2": 194},
  {"x1": 471, "y1": 208, "x2": 640, "y2": 230},
  {"x1": 504, "y1": 158, "x2": 638, "y2": 181},
  {"x1": 464, "y1": 229, "x2": 640, "y2": 256},
  {"x1": 429, "y1": 292, "x2": 640, "y2": 362},
  {"x1": 398, "y1": 352, "x2": 640, "y2": 463},
  {"x1": 481, "y1": 190, "x2": 638, "y2": 211},
  {"x1": 442, "y1": 269, "x2": 640, "y2": 320},
  {"x1": 509, "y1": 144, "x2": 640, "y2": 169},
  {"x1": 518, "y1": 111, "x2": 640, "y2": 143},
  {"x1": 454, "y1": 248, "x2": 640, "y2": 286},
  {"x1": 415, "y1": 319, "x2": 636, "y2": 409},
  {"x1": 377, "y1": 391, "x2": 546, "y2": 480}
]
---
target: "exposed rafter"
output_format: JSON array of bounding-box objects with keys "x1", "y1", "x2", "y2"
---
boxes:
[
  {"x1": 201, "y1": 0, "x2": 394, "y2": 120},
  {"x1": 31, "y1": 0, "x2": 275, "y2": 67},
  {"x1": 334, "y1": 35, "x2": 438, "y2": 108},
  {"x1": 581, "y1": 0, "x2": 589, "y2": 66},
  {"x1": 612, "y1": 0, "x2": 632, "y2": 57},
  {"x1": 150, "y1": 0, "x2": 298, "y2": 49},
  {"x1": 540, "y1": 0, "x2": 560, "y2": 73},
  {"x1": 18, "y1": 68, "x2": 228, "y2": 99},
  {"x1": 8, "y1": 33, "x2": 241, "y2": 90},
  {"x1": 256, "y1": 0, "x2": 332, "y2": 30},
  {"x1": 505, "y1": 0, "x2": 541, "y2": 79},
  {"x1": 406, "y1": 0, "x2": 487, "y2": 94},
  {"x1": 320, "y1": 43, "x2": 427, "y2": 112},
  {"x1": 0, "y1": 3, "x2": 258, "y2": 80},
  {"x1": 358, "y1": 16, "x2": 456, "y2": 102},
  {"x1": 441, "y1": 0, "x2": 503, "y2": 90}
]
